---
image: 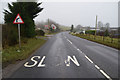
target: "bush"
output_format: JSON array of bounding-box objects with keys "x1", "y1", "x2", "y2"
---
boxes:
[
  {"x1": 2, "y1": 24, "x2": 18, "y2": 48},
  {"x1": 85, "y1": 30, "x2": 95, "y2": 35},
  {"x1": 97, "y1": 31, "x2": 104, "y2": 36},
  {"x1": 36, "y1": 30, "x2": 45, "y2": 36}
]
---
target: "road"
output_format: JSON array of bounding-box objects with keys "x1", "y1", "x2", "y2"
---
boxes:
[{"x1": 5, "y1": 32, "x2": 119, "y2": 79}]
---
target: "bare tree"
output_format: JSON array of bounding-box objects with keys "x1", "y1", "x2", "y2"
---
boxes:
[
  {"x1": 76, "y1": 25, "x2": 83, "y2": 30},
  {"x1": 105, "y1": 23, "x2": 111, "y2": 32},
  {"x1": 98, "y1": 21, "x2": 103, "y2": 29}
]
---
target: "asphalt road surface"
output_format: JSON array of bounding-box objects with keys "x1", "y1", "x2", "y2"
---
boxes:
[{"x1": 7, "y1": 32, "x2": 119, "y2": 79}]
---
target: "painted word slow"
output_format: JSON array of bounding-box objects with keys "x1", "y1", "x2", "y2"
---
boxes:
[{"x1": 24, "y1": 56, "x2": 80, "y2": 68}]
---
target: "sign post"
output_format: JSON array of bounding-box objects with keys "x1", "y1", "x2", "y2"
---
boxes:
[
  {"x1": 13, "y1": 14, "x2": 24, "y2": 49},
  {"x1": 18, "y1": 24, "x2": 21, "y2": 48}
]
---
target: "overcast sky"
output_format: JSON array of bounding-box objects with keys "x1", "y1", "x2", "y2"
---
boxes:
[{"x1": 0, "y1": 0, "x2": 119, "y2": 27}]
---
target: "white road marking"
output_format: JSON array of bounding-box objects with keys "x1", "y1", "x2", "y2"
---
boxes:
[
  {"x1": 37, "y1": 56, "x2": 46, "y2": 67},
  {"x1": 77, "y1": 48, "x2": 83, "y2": 53},
  {"x1": 67, "y1": 39, "x2": 72, "y2": 44},
  {"x1": 56, "y1": 62, "x2": 62, "y2": 66},
  {"x1": 24, "y1": 56, "x2": 40, "y2": 67},
  {"x1": 65, "y1": 56, "x2": 80, "y2": 66},
  {"x1": 95, "y1": 65, "x2": 100, "y2": 70},
  {"x1": 64, "y1": 35, "x2": 112, "y2": 80},
  {"x1": 100, "y1": 70, "x2": 112, "y2": 80},
  {"x1": 65, "y1": 60, "x2": 70, "y2": 66},
  {"x1": 24, "y1": 56, "x2": 46, "y2": 68},
  {"x1": 85, "y1": 55, "x2": 93, "y2": 63}
]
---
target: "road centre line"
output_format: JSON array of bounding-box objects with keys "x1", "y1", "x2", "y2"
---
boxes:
[
  {"x1": 77, "y1": 48, "x2": 83, "y2": 54},
  {"x1": 85, "y1": 55, "x2": 94, "y2": 63},
  {"x1": 64, "y1": 35, "x2": 112, "y2": 80},
  {"x1": 65, "y1": 38, "x2": 94, "y2": 64},
  {"x1": 84, "y1": 55, "x2": 112, "y2": 80},
  {"x1": 95, "y1": 65, "x2": 100, "y2": 70},
  {"x1": 94, "y1": 64, "x2": 112, "y2": 80},
  {"x1": 67, "y1": 39, "x2": 72, "y2": 44},
  {"x1": 100, "y1": 70, "x2": 112, "y2": 80}
]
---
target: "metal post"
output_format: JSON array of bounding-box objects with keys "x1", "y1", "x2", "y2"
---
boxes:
[{"x1": 18, "y1": 24, "x2": 21, "y2": 49}]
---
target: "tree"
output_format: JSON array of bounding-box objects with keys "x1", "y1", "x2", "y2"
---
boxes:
[
  {"x1": 71, "y1": 24, "x2": 74, "y2": 32},
  {"x1": 98, "y1": 21, "x2": 103, "y2": 29},
  {"x1": 104, "y1": 29, "x2": 109, "y2": 36},
  {"x1": 47, "y1": 19, "x2": 60, "y2": 32},
  {"x1": 105, "y1": 23, "x2": 111, "y2": 32},
  {"x1": 100, "y1": 27, "x2": 106, "y2": 31},
  {"x1": 36, "y1": 21, "x2": 45, "y2": 29},
  {"x1": 76, "y1": 24, "x2": 83, "y2": 30},
  {"x1": 4, "y1": 2, "x2": 43, "y2": 38}
]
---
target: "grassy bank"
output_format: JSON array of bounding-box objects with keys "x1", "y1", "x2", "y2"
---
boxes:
[
  {"x1": 71, "y1": 33, "x2": 120, "y2": 50},
  {"x1": 45, "y1": 32, "x2": 59, "y2": 35},
  {"x1": 2, "y1": 38, "x2": 47, "y2": 68}
]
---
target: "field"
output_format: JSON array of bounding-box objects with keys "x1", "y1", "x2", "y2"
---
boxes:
[{"x1": 59, "y1": 26, "x2": 71, "y2": 31}]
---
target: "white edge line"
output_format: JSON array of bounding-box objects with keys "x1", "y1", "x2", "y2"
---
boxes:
[{"x1": 85, "y1": 55, "x2": 93, "y2": 63}]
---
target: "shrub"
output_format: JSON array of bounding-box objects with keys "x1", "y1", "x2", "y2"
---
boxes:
[
  {"x1": 36, "y1": 30, "x2": 45, "y2": 36},
  {"x1": 85, "y1": 30, "x2": 95, "y2": 35},
  {"x1": 2, "y1": 24, "x2": 18, "y2": 48}
]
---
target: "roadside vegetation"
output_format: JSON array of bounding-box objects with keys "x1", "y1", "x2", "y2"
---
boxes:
[
  {"x1": 71, "y1": 33, "x2": 120, "y2": 50},
  {"x1": 2, "y1": 1, "x2": 66, "y2": 68},
  {"x1": 2, "y1": 38, "x2": 46, "y2": 68},
  {"x1": 2, "y1": 1, "x2": 46, "y2": 68},
  {"x1": 70, "y1": 24, "x2": 120, "y2": 50}
]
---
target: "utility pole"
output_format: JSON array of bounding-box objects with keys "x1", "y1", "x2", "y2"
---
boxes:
[
  {"x1": 94, "y1": 15, "x2": 98, "y2": 39},
  {"x1": 48, "y1": 18, "x2": 50, "y2": 33}
]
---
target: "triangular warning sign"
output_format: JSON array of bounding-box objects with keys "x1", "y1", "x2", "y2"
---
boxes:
[{"x1": 13, "y1": 14, "x2": 24, "y2": 24}]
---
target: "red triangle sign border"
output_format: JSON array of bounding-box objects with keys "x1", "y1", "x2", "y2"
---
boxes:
[{"x1": 13, "y1": 13, "x2": 24, "y2": 24}]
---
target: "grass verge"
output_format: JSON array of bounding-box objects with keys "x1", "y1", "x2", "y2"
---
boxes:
[
  {"x1": 45, "y1": 32, "x2": 60, "y2": 35},
  {"x1": 2, "y1": 38, "x2": 47, "y2": 68},
  {"x1": 71, "y1": 33, "x2": 120, "y2": 50}
]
